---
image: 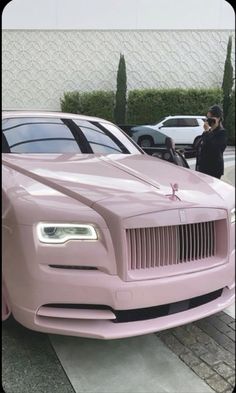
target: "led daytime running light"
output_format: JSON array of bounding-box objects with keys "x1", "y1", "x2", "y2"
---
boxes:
[{"x1": 37, "y1": 223, "x2": 98, "y2": 243}]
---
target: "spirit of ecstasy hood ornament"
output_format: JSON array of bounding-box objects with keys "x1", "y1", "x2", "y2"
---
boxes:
[{"x1": 166, "y1": 183, "x2": 181, "y2": 201}]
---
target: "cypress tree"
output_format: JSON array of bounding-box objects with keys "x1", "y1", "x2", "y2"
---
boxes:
[
  {"x1": 222, "y1": 36, "x2": 233, "y2": 123},
  {"x1": 225, "y1": 89, "x2": 235, "y2": 145},
  {"x1": 114, "y1": 54, "x2": 127, "y2": 124}
]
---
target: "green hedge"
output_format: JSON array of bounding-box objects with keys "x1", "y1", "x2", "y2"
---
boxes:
[
  {"x1": 60, "y1": 88, "x2": 223, "y2": 125},
  {"x1": 60, "y1": 87, "x2": 235, "y2": 145},
  {"x1": 126, "y1": 88, "x2": 223, "y2": 124},
  {"x1": 60, "y1": 90, "x2": 115, "y2": 121},
  {"x1": 225, "y1": 89, "x2": 235, "y2": 145},
  {"x1": 80, "y1": 91, "x2": 115, "y2": 121},
  {"x1": 60, "y1": 91, "x2": 81, "y2": 114}
]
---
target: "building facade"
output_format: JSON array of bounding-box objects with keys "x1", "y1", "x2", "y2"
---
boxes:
[{"x1": 2, "y1": 0, "x2": 235, "y2": 110}]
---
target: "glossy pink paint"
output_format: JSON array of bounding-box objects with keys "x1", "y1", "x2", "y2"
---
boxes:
[{"x1": 2, "y1": 111, "x2": 235, "y2": 339}]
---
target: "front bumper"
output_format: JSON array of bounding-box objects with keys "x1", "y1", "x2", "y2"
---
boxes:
[
  {"x1": 12, "y1": 286, "x2": 234, "y2": 339},
  {"x1": 9, "y1": 251, "x2": 235, "y2": 339}
]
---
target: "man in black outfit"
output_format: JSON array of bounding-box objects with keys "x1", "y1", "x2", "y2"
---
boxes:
[{"x1": 196, "y1": 105, "x2": 227, "y2": 179}]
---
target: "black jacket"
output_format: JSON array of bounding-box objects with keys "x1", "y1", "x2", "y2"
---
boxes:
[{"x1": 196, "y1": 126, "x2": 227, "y2": 178}]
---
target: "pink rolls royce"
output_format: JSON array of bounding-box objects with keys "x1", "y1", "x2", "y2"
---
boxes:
[{"x1": 2, "y1": 111, "x2": 235, "y2": 339}]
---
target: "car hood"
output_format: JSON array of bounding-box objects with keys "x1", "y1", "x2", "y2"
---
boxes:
[{"x1": 2, "y1": 153, "x2": 231, "y2": 217}]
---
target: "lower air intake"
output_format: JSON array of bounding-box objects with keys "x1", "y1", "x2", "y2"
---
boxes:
[{"x1": 42, "y1": 288, "x2": 223, "y2": 323}]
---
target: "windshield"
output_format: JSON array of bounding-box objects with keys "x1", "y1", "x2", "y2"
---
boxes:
[{"x1": 2, "y1": 117, "x2": 142, "y2": 155}]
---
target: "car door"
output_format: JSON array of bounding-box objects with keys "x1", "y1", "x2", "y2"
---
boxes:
[
  {"x1": 175, "y1": 118, "x2": 201, "y2": 144},
  {"x1": 159, "y1": 118, "x2": 200, "y2": 145},
  {"x1": 158, "y1": 118, "x2": 183, "y2": 144}
]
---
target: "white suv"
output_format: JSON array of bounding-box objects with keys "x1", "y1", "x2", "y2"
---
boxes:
[{"x1": 131, "y1": 115, "x2": 205, "y2": 147}]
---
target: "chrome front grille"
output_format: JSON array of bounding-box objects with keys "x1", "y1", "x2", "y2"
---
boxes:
[{"x1": 126, "y1": 221, "x2": 217, "y2": 270}]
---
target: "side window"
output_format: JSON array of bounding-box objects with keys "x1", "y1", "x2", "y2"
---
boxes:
[
  {"x1": 162, "y1": 119, "x2": 179, "y2": 127},
  {"x1": 2, "y1": 117, "x2": 142, "y2": 155},
  {"x1": 2, "y1": 117, "x2": 81, "y2": 153},
  {"x1": 178, "y1": 118, "x2": 198, "y2": 127},
  {"x1": 74, "y1": 120, "x2": 125, "y2": 154}
]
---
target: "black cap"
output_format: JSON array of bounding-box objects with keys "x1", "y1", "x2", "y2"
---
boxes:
[{"x1": 208, "y1": 105, "x2": 223, "y2": 119}]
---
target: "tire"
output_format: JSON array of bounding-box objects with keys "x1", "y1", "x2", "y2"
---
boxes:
[{"x1": 138, "y1": 136, "x2": 154, "y2": 148}]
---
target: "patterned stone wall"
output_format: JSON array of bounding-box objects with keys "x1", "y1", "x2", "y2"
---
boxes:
[{"x1": 2, "y1": 29, "x2": 235, "y2": 110}]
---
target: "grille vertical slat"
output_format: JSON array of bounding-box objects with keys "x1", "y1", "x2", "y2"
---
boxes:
[
  {"x1": 164, "y1": 228, "x2": 168, "y2": 266},
  {"x1": 157, "y1": 227, "x2": 161, "y2": 267},
  {"x1": 160, "y1": 227, "x2": 164, "y2": 267},
  {"x1": 210, "y1": 221, "x2": 213, "y2": 256},
  {"x1": 201, "y1": 223, "x2": 204, "y2": 259},
  {"x1": 202, "y1": 223, "x2": 205, "y2": 259},
  {"x1": 127, "y1": 229, "x2": 131, "y2": 270},
  {"x1": 176, "y1": 225, "x2": 180, "y2": 264},
  {"x1": 141, "y1": 229, "x2": 146, "y2": 269},
  {"x1": 126, "y1": 221, "x2": 218, "y2": 271},
  {"x1": 151, "y1": 227, "x2": 156, "y2": 267},
  {"x1": 174, "y1": 226, "x2": 178, "y2": 265},
  {"x1": 146, "y1": 228, "x2": 151, "y2": 268},
  {"x1": 165, "y1": 227, "x2": 169, "y2": 266},
  {"x1": 199, "y1": 223, "x2": 202, "y2": 259},
  {"x1": 189, "y1": 224, "x2": 193, "y2": 261},
  {"x1": 213, "y1": 222, "x2": 216, "y2": 255},
  {"x1": 185, "y1": 225, "x2": 188, "y2": 262},
  {"x1": 180, "y1": 225, "x2": 184, "y2": 262},
  {"x1": 201, "y1": 223, "x2": 203, "y2": 259},
  {"x1": 207, "y1": 222, "x2": 210, "y2": 258},
  {"x1": 130, "y1": 229, "x2": 136, "y2": 270},
  {"x1": 136, "y1": 229, "x2": 142, "y2": 269},
  {"x1": 203, "y1": 223, "x2": 206, "y2": 258},
  {"x1": 170, "y1": 226, "x2": 174, "y2": 265},
  {"x1": 196, "y1": 223, "x2": 200, "y2": 259},
  {"x1": 192, "y1": 224, "x2": 196, "y2": 260}
]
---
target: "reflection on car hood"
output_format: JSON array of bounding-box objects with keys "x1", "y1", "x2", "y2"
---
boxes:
[{"x1": 2, "y1": 153, "x2": 230, "y2": 215}]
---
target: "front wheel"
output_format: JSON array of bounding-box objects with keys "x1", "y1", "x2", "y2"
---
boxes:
[{"x1": 138, "y1": 136, "x2": 154, "y2": 148}]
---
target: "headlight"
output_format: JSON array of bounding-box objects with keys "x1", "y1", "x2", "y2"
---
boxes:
[
  {"x1": 37, "y1": 223, "x2": 98, "y2": 243},
  {"x1": 231, "y1": 208, "x2": 235, "y2": 224}
]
